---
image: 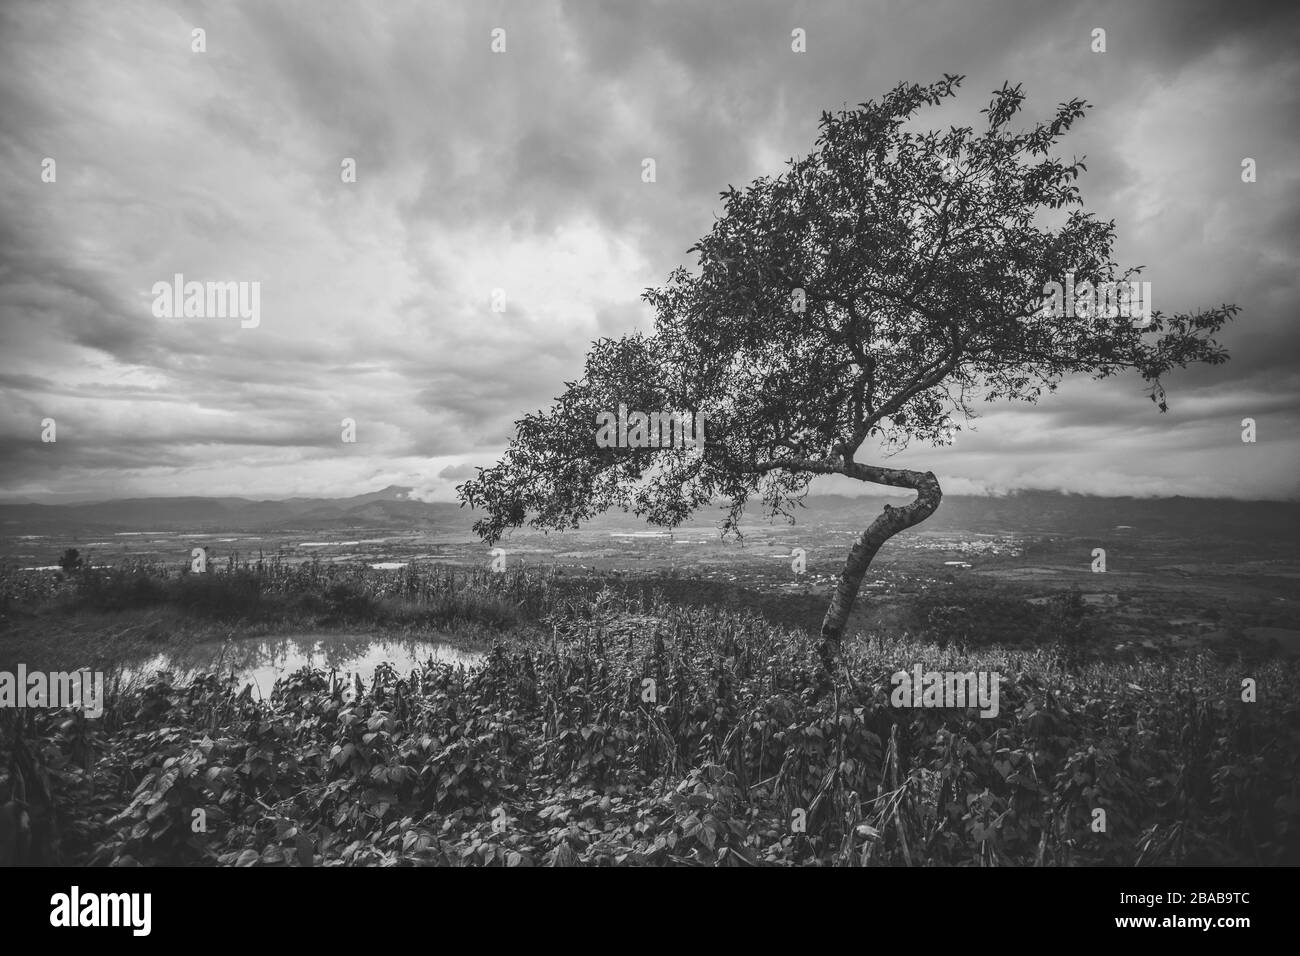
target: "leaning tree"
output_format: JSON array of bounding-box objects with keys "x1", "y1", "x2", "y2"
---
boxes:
[{"x1": 458, "y1": 75, "x2": 1237, "y2": 659}]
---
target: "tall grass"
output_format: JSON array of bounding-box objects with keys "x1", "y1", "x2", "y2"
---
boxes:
[
  {"x1": 1, "y1": 557, "x2": 557, "y2": 631},
  {"x1": 4, "y1": 580, "x2": 1296, "y2": 867}
]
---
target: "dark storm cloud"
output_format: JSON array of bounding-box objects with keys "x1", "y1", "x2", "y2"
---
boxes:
[{"x1": 0, "y1": 0, "x2": 1295, "y2": 502}]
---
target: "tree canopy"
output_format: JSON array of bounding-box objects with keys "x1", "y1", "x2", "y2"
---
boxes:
[{"x1": 459, "y1": 75, "x2": 1236, "y2": 585}]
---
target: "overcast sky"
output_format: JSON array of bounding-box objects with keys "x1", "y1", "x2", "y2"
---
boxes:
[{"x1": 1, "y1": 0, "x2": 1296, "y2": 505}]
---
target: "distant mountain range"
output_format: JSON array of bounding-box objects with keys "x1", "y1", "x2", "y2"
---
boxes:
[
  {"x1": 0, "y1": 485, "x2": 1295, "y2": 541},
  {"x1": 0, "y1": 485, "x2": 465, "y2": 534},
  {"x1": 793, "y1": 491, "x2": 1300, "y2": 541}
]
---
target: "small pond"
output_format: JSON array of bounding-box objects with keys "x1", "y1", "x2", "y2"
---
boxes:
[{"x1": 117, "y1": 633, "x2": 485, "y2": 698}]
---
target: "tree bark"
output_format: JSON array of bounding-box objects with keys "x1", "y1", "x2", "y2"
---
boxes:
[{"x1": 819, "y1": 468, "x2": 943, "y2": 653}]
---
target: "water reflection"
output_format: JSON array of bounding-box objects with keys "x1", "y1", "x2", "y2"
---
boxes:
[{"x1": 120, "y1": 633, "x2": 484, "y2": 698}]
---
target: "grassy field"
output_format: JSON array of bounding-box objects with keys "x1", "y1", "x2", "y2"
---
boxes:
[{"x1": 2, "y1": 556, "x2": 1297, "y2": 866}]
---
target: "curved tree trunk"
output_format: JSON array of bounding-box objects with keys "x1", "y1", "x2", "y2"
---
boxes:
[{"x1": 820, "y1": 468, "x2": 943, "y2": 655}]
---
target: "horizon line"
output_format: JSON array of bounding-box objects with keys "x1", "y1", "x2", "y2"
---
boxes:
[{"x1": 3, "y1": 487, "x2": 1298, "y2": 508}]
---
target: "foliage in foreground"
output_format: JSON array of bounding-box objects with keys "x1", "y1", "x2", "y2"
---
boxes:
[
  {"x1": 3, "y1": 596, "x2": 1296, "y2": 867},
  {"x1": 1, "y1": 559, "x2": 555, "y2": 633}
]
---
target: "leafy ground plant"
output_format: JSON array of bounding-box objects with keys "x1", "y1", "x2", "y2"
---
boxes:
[{"x1": 4, "y1": 591, "x2": 1295, "y2": 867}]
